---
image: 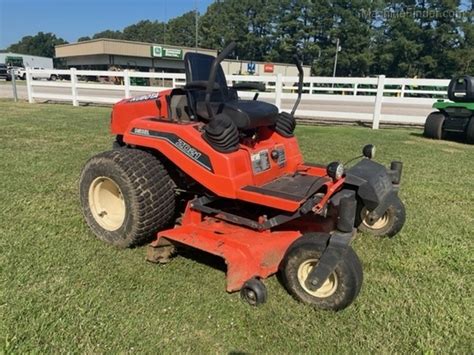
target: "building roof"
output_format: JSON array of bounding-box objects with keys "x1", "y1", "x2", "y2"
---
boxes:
[
  {"x1": 0, "y1": 52, "x2": 53, "y2": 59},
  {"x1": 55, "y1": 38, "x2": 217, "y2": 59}
]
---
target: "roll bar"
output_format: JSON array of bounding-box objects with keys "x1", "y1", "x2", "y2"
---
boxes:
[
  {"x1": 291, "y1": 54, "x2": 304, "y2": 116},
  {"x1": 205, "y1": 41, "x2": 236, "y2": 119}
]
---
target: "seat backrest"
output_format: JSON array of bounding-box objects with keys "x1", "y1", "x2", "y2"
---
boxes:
[
  {"x1": 184, "y1": 52, "x2": 229, "y2": 99},
  {"x1": 448, "y1": 75, "x2": 474, "y2": 102},
  {"x1": 169, "y1": 92, "x2": 192, "y2": 122}
]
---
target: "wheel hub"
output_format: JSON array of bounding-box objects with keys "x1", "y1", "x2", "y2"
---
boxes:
[
  {"x1": 88, "y1": 176, "x2": 126, "y2": 231},
  {"x1": 363, "y1": 209, "x2": 390, "y2": 230},
  {"x1": 297, "y1": 259, "x2": 338, "y2": 298},
  {"x1": 246, "y1": 290, "x2": 257, "y2": 303}
]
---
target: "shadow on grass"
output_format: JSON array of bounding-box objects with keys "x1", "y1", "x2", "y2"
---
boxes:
[
  {"x1": 177, "y1": 245, "x2": 227, "y2": 273},
  {"x1": 409, "y1": 131, "x2": 468, "y2": 144}
]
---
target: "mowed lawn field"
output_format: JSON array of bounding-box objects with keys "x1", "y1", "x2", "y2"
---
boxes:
[{"x1": 0, "y1": 100, "x2": 472, "y2": 353}]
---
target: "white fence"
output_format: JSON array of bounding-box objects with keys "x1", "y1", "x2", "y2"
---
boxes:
[{"x1": 26, "y1": 68, "x2": 450, "y2": 128}]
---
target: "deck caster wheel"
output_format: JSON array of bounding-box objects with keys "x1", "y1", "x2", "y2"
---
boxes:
[
  {"x1": 240, "y1": 278, "x2": 267, "y2": 306},
  {"x1": 357, "y1": 196, "x2": 406, "y2": 238},
  {"x1": 280, "y1": 233, "x2": 363, "y2": 311}
]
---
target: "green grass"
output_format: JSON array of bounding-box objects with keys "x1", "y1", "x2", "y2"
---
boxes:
[{"x1": 0, "y1": 100, "x2": 472, "y2": 353}]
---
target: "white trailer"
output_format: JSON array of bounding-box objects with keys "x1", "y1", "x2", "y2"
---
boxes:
[{"x1": 0, "y1": 52, "x2": 53, "y2": 69}]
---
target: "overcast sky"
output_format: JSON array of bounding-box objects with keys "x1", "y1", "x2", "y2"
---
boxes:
[{"x1": 0, "y1": 0, "x2": 213, "y2": 48}]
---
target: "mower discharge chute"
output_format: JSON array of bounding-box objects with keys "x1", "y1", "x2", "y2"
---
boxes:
[{"x1": 79, "y1": 42, "x2": 406, "y2": 310}]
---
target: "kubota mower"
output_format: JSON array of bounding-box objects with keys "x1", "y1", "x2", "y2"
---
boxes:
[
  {"x1": 424, "y1": 75, "x2": 474, "y2": 144},
  {"x1": 79, "y1": 42, "x2": 405, "y2": 310}
]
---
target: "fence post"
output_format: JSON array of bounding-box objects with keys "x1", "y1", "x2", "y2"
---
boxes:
[
  {"x1": 70, "y1": 68, "x2": 79, "y2": 106},
  {"x1": 11, "y1": 69, "x2": 18, "y2": 102},
  {"x1": 372, "y1": 75, "x2": 385, "y2": 129},
  {"x1": 26, "y1": 67, "x2": 34, "y2": 103},
  {"x1": 123, "y1": 70, "x2": 131, "y2": 98},
  {"x1": 400, "y1": 84, "x2": 405, "y2": 98},
  {"x1": 275, "y1": 73, "x2": 283, "y2": 110},
  {"x1": 353, "y1": 83, "x2": 358, "y2": 96}
]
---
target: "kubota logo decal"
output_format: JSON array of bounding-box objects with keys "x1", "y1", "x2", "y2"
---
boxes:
[
  {"x1": 175, "y1": 139, "x2": 202, "y2": 160},
  {"x1": 131, "y1": 128, "x2": 213, "y2": 172}
]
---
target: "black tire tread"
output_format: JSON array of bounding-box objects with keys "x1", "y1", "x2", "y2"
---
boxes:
[
  {"x1": 79, "y1": 149, "x2": 176, "y2": 248},
  {"x1": 280, "y1": 233, "x2": 363, "y2": 311},
  {"x1": 466, "y1": 118, "x2": 474, "y2": 144},
  {"x1": 423, "y1": 111, "x2": 445, "y2": 139}
]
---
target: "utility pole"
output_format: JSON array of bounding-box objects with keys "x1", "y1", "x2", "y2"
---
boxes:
[
  {"x1": 163, "y1": 1, "x2": 167, "y2": 44},
  {"x1": 195, "y1": 0, "x2": 199, "y2": 49},
  {"x1": 332, "y1": 38, "x2": 340, "y2": 78}
]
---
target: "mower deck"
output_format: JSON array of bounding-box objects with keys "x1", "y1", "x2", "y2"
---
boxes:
[{"x1": 152, "y1": 210, "x2": 301, "y2": 292}]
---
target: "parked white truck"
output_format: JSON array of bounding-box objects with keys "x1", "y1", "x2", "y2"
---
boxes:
[
  {"x1": 15, "y1": 67, "x2": 58, "y2": 81},
  {"x1": 0, "y1": 52, "x2": 55, "y2": 80}
]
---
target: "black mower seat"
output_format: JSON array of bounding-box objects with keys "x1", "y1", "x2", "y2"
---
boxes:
[
  {"x1": 196, "y1": 99, "x2": 279, "y2": 130},
  {"x1": 184, "y1": 52, "x2": 279, "y2": 130}
]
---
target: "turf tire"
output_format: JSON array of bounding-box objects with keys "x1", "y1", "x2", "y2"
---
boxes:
[
  {"x1": 79, "y1": 149, "x2": 176, "y2": 248},
  {"x1": 466, "y1": 118, "x2": 474, "y2": 144},
  {"x1": 280, "y1": 233, "x2": 363, "y2": 311},
  {"x1": 356, "y1": 196, "x2": 406, "y2": 238},
  {"x1": 423, "y1": 112, "x2": 445, "y2": 139}
]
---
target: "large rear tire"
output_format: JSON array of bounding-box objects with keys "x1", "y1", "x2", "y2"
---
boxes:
[
  {"x1": 423, "y1": 112, "x2": 446, "y2": 139},
  {"x1": 79, "y1": 149, "x2": 176, "y2": 248},
  {"x1": 466, "y1": 118, "x2": 474, "y2": 144}
]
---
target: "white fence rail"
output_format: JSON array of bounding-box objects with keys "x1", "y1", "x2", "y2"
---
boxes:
[{"x1": 26, "y1": 68, "x2": 450, "y2": 128}]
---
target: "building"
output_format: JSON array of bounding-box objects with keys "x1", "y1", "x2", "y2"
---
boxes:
[
  {"x1": 55, "y1": 39, "x2": 215, "y2": 73},
  {"x1": 55, "y1": 39, "x2": 310, "y2": 76},
  {"x1": 0, "y1": 52, "x2": 53, "y2": 68}
]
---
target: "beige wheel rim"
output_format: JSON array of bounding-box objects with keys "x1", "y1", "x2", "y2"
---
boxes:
[
  {"x1": 362, "y1": 208, "x2": 390, "y2": 230},
  {"x1": 297, "y1": 259, "x2": 338, "y2": 298},
  {"x1": 88, "y1": 176, "x2": 126, "y2": 231}
]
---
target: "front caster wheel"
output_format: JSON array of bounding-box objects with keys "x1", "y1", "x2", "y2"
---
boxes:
[
  {"x1": 280, "y1": 233, "x2": 363, "y2": 311},
  {"x1": 240, "y1": 278, "x2": 267, "y2": 306},
  {"x1": 357, "y1": 196, "x2": 406, "y2": 238}
]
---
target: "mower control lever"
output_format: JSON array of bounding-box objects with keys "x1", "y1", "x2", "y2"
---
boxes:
[
  {"x1": 291, "y1": 54, "x2": 304, "y2": 116},
  {"x1": 205, "y1": 41, "x2": 237, "y2": 119}
]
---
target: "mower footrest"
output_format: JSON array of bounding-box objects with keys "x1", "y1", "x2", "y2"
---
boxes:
[{"x1": 242, "y1": 174, "x2": 330, "y2": 202}]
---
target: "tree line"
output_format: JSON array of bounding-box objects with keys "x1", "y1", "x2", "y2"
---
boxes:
[{"x1": 6, "y1": 0, "x2": 473, "y2": 78}]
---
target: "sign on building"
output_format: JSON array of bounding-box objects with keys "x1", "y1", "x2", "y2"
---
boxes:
[
  {"x1": 151, "y1": 46, "x2": 183, "y2": 60},
  {"x1": 247, "y1": 62, "x2": 256, "y2": 74},
  {"x1": 264, "y1": 63, "x2": 274, "y2": 73}
]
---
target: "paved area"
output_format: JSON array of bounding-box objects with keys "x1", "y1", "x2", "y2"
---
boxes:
[{"x1": 0, "y1": 81, "x2": 433, "y2": 124}]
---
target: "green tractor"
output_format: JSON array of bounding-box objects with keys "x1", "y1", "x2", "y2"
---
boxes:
[{"x1": 423, "y1": 76, "x2": 474, "y2": 144}]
